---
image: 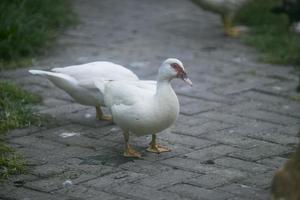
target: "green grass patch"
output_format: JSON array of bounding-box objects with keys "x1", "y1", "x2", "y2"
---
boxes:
[
  {"x1": 235, "y1": 0, "x2": 300, "y2": 66},
  {"x1": 0, "y1": 81, "x2": 41, "y2": 179},
  {"x1": 0, "y1": 0, "x2": 76, "y2": 70}
]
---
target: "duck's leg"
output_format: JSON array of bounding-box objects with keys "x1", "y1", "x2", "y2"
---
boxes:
[
  {"x1": 222, "y1": 14, "x2": 239, "y2": 37},
  {"x1": 95, "y1": 106, "x2": 112, "y2": 121},
  {"x1": 122, "y1": 131, "x2": 141, "y2": 158},
  {"x1": 146, "y1": 134, "x2": 171, "y2": 153}
]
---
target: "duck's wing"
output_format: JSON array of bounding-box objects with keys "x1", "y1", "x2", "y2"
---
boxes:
[
  {"x1": 134, "y1": 80, "x2": 156, "y2": 91},
  {"x1": 29, "y1": 70, "x2": 78, "y2": 88},
  {"x1": 96, "y1": 80, "x2": 155, "y2": 108},
  {"x1": 52, "y1": 61, "x2": 139, "y2": 82}
]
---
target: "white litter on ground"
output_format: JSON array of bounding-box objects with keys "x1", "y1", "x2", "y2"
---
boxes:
[
  {"x1": 62, "y1": 179, "x2": 73, "y2": 188},
  {"x1": 85, "y1": 113, "x2": 92, "y2": 118},
  {"x1": 59, "y1": 132, "x2": 80, "y2": 138},
  {"x1": 272, "y1": 86, "x2": 282, "y2": 91}
]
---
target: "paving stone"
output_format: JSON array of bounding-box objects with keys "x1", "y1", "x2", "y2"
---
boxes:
[
  {"x1": 43, "y1": 97, "x2": 70, "y2": 108},
  {"x1": 24, "y1": 171, "x2": 97, "y2": 192},
  {"x1": 216, "y1": 100, "x2": 261, "y2": 113},
  {"x1": 232, "y1": 73, "x2": 278, "y2": 86},
  {"x1": 257, "y1": 156, "x2": 288, "y2": 169},
  {"x1": 107, "y1": 183, "x2": 185, "y2": 200},
  {"x1": 184, "y1": 173, "x2": 241, "y2": 189},
  {"x1": 57, "y1": 185, "x2": 127, "y2": 200},
  {"x1": 160, "y1": 157, "x2": 222, "y2": 173},
  {"x1": 201, "y1": 130, "x2": 268, "y2": 149},
  {"x1": 215, "y1": 123, "x2": 283, "y2": 141},
  {"x1": 229, "y1": 143, "x2": 291, "y2": 161},
  {"x1": 10, "y1": 135, "x2": 66, "y2": 150},
  {"x1": 160, "y1": 157, "x2": 247, "y2": 180},
  {"x1": 62, "y1": 157, "x2": 118, "y2": 176},
  {"x1": 31, "y1": 124, "x2": 116, "y2": 149},
  {"x1": 242, "y1": 121, "x2": 282, "y2": 133},
  {"x1": 173, "y1": 115, "x2": 211, "y2": 126},
  {"x1": 31, "y1": 164, "x2": 66, "y2": 178},
  {"x1": 173, "y1": 121, "x2": 235, "y2": 136},
  {"x1": 261, "y1": 100, "x2": 300, "y2": 119},
  {"x1": 20, "y1": 145, "x2": 98, "y2": 164},
  {"x1": 84, "y1": 171, "x2": 146, "y2": 190},
  {"x1": 6, "y1": 126, "x2": 41, "y2": 139},
  {"x1": 0, "y1": 185, "x2": 68, "y2": 200},
  {"x1": 275, "y1": 124, "x2": 300, "y2": 137},
  {"x1": 164, "y1": 183, "x2": 233, "y2": 200},
  {"x1": 240, "y1": 171, "x2": 275, "y2": 189},
  {"x1": 39, "y1": 103, "x2": 87, "y2": 117},
  {"x1": 212, "y1": 81, "x2": 260, "y2": 95},
  {"x1": 119, "y1": 160, "x2": 172, "y2": 176},
  {"x1": 245, "y1": 129, "x2": 299, "y2": 146},
  {"x1": 180, "y1": 99, "x2": 222, "y2": 115},
  {"x1": 142, "y1": 143, "x2": 196, "y2": 162},
  {"x1": 7, "y1": 174, "x2": 39, "y2": 188},
  {"x1": 197, "y1": 111, "x2": 258, "y2": 125},
  {"x1": 184, "y1": 145, "x2": 238, "y2": 161},
  {"x1": 161, "y1": 131, "x2": 216, "y2": 149},
  {"x1": 178, "y1": 89, "x2": 234, "y2": 104},
  {"x1": 256, "y1": 80, "x2": 297, "y2": 96},
  {"x1": 237, "y1": 109, "x2": 299, "y2": 125},
  {"x1": 237, "y1": 90, "x2": 288, "y2": 104},
  {"x1": 136, "y1": 169, "x2": 197, "y2": 189},
  {"x1": 214, "y1": 157, "x2": 271, "y2": 174},
  {"x1": 218, "y1": 183, "x2": 270, "y2": 200}
]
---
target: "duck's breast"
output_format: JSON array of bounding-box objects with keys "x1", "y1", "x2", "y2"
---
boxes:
[{"x1": 112, "y1": 96, "x2": 179, "y2": 136}]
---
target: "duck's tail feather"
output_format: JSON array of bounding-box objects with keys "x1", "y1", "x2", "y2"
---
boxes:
[{"x1": 29, "y1": 69, "x2": 78, "y2": 87}]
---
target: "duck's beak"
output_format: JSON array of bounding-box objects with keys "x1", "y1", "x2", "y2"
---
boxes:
[
  {"x1": 176, "y1": 67, "x2": 193, "y2": 87},
  {"x1": 183, "y1": 77, "x2": 193, "y2": 86}
]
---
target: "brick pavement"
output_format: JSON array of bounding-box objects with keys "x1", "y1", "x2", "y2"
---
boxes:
[{"x1": 1, "y1": 0, "x2": 299, "y2": 199}]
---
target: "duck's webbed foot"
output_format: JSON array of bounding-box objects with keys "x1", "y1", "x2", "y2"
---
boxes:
[
  {"x1": 122, "y1": 130, "x2": 141, "y2": 158},
  {"x1": 226, "y1": 27, "x2": 240, "y2": 37},
  {"x1": 222, "y1": 14, "x2": 240, "y2": 37},
  {"x1": 146, "y1": 134, "x2": 171, "y2": 154},
  {"x1": 95, "y1": 106, "x2": 112, "y2": 121},
  {"x1": 124, "y1": 145, "x2": 141, "y2": 158}
]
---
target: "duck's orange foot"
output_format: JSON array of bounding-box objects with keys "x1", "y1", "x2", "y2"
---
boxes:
[
  {"x1": 124, "y1": 146, "x2": 142, "y2": 158},
  {"x1": 146, "y1": 144, "x2": 171, "y2": 154}
]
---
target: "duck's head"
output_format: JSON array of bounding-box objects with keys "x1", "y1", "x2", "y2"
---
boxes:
[{"x1": 159, "y1": 58, "x2": 192, "y2": 86}]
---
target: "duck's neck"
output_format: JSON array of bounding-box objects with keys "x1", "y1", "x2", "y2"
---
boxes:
[{"x1": 155, "y1": 77, "x2": 175, "y2": 98}]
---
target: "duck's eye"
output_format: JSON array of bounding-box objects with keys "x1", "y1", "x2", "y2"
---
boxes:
[{"x1": 170, "y1": 63, "x2": 184, "y2": 75}]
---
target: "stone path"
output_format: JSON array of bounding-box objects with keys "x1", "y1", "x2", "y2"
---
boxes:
[{"x1": 1, "y1": 0, "x2": 299, "y2": 199}]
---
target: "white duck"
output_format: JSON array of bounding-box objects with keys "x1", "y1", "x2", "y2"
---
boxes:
[
  {"x1": 29, "y1": 61, "x2": 138, "y2": 121},
  {"x1": 97, "y1": 58, "x2": 192, "y2": 158},
  {"x1": 192, "y1": 0, "x2": 249, "y2": 37}
]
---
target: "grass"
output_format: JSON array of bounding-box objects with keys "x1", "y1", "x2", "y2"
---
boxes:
[
  {"x1": 0, "y1": 0, "x2": 75, "y2": 179},
  {"x1": 235, "y1": 0, "x2": 300, "y2": 66},
  {"x1": 0, "y1": 81, "x2": 41, "y2": 179},
  {"x1": 0, "y1": 0, "x2": 75, "y2": 70}
]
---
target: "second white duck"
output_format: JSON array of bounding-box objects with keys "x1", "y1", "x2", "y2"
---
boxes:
[
  {"x1": 97, "y1": 58, "x2": 192, "y2": 158},
  {"x1": 29, "y1": 61, "x2": 138, "y2": 121}
]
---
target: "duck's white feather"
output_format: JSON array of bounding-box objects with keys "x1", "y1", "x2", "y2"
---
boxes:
[
  {"x1": 194, "y1": 0, "x2": 248, "y2": 14},
  {"x1": 29, "y1": 70, "x2": 103, "y2": 105},
  {"x1": 52, "y1": 61, "x2": 138, "y2": 82},
  {"x1": 29, "y1": 61, "x2": 139, "y2": 107},
  {"x1": 101, "y1": 79, "x2": 179, "y2": 136}
]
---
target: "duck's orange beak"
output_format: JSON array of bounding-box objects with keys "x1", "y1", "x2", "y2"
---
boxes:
[{"x1": 182, "y1": 73, "x2": 193, "y2": 86}]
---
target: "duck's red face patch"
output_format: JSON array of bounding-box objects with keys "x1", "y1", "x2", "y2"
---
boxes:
[{"x1": 171, "y1": 63, "x2": 186, "y2": 79}]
